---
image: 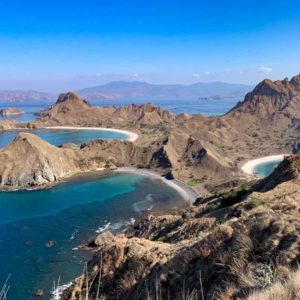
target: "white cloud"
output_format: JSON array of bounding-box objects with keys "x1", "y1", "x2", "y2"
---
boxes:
[
  {"x1": 204, "y1": 71, "x2": 211, "y2": 75},
  {"x1": 258, "y1": 66, "x2": 273, "y2": 73},
  {"x1": 193, "y1": 73, "x2": 200, "y2": 78},
  {"x1": 129, "y1": 73, "x2": 140, "y2": 78}
]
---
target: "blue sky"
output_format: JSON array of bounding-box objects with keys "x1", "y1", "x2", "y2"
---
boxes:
[{"x1": 0, "y1": 0, "x2": 300, "y2": 91}]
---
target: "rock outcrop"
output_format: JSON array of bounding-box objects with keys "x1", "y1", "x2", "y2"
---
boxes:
[
  {"x1": 0, "y1": 132, "x2": 79, "y2": 188},
  {"x1": 62, "y1": 154, "x2": 300, "y2": 300},
  {"x1": 225, "y1": 74, "x2": 300, "y2": 128}
]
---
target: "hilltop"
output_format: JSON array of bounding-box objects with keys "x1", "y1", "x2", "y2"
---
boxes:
[{"x1": 62, "y1": 154, "x2": 300, "y2": 299}]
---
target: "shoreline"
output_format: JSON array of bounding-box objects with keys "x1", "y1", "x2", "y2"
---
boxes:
[
  {"x1": 241, "y1": 154, "x2": 287, "y2": 176},
  {"x1": 41, "y1": 126, "x2": 139, "y2": 142},
  {"x1": 116, "y1": 167, "x2": 200, "y2": 205}
]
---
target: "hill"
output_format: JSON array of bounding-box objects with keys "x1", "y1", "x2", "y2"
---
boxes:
[
  {"x1": 62, "y1": 154, "x2": 300, "y2": 300},
  {"x1": 78, "y1": 81, "x2": 252, "y2": 101},
  {"x1": 0, "y1": 90, "x2": 55, "y2": 102}
]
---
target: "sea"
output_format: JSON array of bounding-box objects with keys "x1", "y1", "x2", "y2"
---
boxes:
[{"x1": 0, "y1": 98, "x2": 279, "y2": 299}]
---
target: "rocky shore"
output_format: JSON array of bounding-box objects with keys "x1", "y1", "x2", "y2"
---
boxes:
[{"x1": 61, "y1": 154, "x2": 300, "y2": 300}]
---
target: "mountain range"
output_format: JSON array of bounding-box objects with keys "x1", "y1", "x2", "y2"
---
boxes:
[
  {"x1": 0, "y1": 81, "x2": 252, "y2": 102},
  {"x1": 78, "y1": 81, "x2": 252, "y2": 101}
]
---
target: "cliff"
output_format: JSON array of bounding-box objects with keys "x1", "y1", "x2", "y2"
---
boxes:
[{"x1": 0, "y1": 133, "x2": 79, "y2": 188}]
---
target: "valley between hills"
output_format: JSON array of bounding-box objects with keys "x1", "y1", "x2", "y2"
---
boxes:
[{"x1": 1, "y1": 74, "x2": 300, "y2": 299}]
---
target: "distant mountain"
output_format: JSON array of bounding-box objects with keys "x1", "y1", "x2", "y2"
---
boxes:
[
  {"x1": 0, "y1": 90, "x2": 55, "y2": 102},
  {"x1": 78, "y1": 81, "x2": 252, "y2": 101}
]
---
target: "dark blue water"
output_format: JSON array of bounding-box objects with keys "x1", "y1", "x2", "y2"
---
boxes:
[
  {"x1": 0, "y1": 103, "x2": 52, "y2": 123},
  {"x1": 0, "y1": 172, "x2": 185, "y2": 299},
  {"x1": 94, "y1": 98, "x2": 239, "y2": 116},
  {"x1": 0, "y1": 128, "x2": 128, "y2": 148},
  {"x1": 254, "y1": 160, "x2": 282, "y2": 177},
  {"x1": 0, "y1": 98, "x2": 239, "y2": 124}
]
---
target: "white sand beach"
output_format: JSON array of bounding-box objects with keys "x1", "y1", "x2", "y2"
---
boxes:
[
  {"x1": 116, "y1": 167, "x2": 200, "y2": 205},
  {"x1": 42, "y1": 126, "x2": 138, "y2": 142},
  {"x1": 241, "y1": 154, "x2": 287, "y2": 175}
]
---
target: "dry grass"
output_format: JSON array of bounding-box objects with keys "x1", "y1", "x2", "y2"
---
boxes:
[{"x1": 247, "y1": 268, "x2": 300, "y2": 300}]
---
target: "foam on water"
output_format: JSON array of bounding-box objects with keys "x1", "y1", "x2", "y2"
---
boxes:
[{"x1": 0, "y1": 173, "x2": 185, "y2": 299}]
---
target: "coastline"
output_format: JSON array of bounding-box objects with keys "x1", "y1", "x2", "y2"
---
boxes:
[
  {"x1": 241, "y1": 154, "x2": 287, "y2": 176},
  {"x1": 41, "y1": 126, "x2": 139, "y2": 142},
  {"x1": 116, "y1": 167, "x2": 200, "y2": 205}
]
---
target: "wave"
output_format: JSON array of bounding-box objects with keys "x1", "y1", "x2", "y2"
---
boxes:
[
  {"x1": 95, "y1": 222, "x2": 111, "y2": 233},
  {"x1": 50, "y1": 281, "x2": 72, "y2": 300},
  {"x1": 133, "y1": 194, "x2": 155, "y2": 212}
]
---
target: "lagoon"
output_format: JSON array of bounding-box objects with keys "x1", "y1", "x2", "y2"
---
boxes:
[{"x1": 0, "y1": 128, "x2": 129, "y2": 148}]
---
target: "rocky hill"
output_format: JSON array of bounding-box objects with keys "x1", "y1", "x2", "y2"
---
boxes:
[
  {"x1": 62, "y1": 154, "x2": 300, "y2": 300},
  {"x1": 4, "y1": 73, "x2": 300, "y2": 193},
  {"x1": 0, "y1": 133, "x2": 80, "y2": 189},
  {"x1": 225, "y1": 74, "x2": 300, "y2": 129},
  {"x1": 36, "y1": 91, "x2": 175, "y2": 127}
]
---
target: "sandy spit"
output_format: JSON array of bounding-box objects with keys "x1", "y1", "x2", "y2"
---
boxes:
[
  {"x1": 42, "y1": 126, "x2": 138, "y2": 142},
  {"x1": 116, "y1": 167, "x2": 200, "y2": 206},
  {"x1": 241, "y1": 154, "x2": 287, "y2": 175}
]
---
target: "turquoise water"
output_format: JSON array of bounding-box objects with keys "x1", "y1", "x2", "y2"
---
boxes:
[
  {"x1": 254, "y1": 160, "x2": 283, "y2": 177},
  {"x1": 0, "y1": 128, "x2": 128, "y2": 148},
  {"x1": 0, "y1": 172, "x2": 185, "y2": 299}
]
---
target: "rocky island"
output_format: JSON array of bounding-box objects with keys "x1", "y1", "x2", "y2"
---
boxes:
[{"x1": 0, "y1": 107, "x2": 25, "y2": 116}]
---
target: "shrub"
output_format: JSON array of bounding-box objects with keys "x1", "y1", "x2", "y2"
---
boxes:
[
  {"x1": 220, "y1": 181, "x2": 254, "y2": 207},
  {"x1": 245, "y1": 198, "x2": 266, "y2": 210},
  {"x1": 187, "y1": 178, "x2": 205, "y2": 187}
]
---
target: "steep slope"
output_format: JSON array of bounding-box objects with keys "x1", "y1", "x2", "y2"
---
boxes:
[
  {"x1": 0, "y1": 132, "x2": 79, "y2": 188},
  {"x1": 36, "y1": 92, "x2": 175, "y2": 127},
  {"x1": 62, "y1": 154, "x2": 300, "y2": 300},
  {"x1": 225, "y1": 74, "x2": 300, "y2": 129}
]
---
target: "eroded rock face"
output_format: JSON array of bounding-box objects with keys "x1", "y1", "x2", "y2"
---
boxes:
[
  {"x1": 226, "y1": 74, "x2": 300, "y2": 125},
  {"x1": 0, "y1": 132, "x2": 79, "y2": 188}
]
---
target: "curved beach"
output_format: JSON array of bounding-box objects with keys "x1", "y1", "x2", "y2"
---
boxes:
[
  {"x1": 42, "y1": 126, "x2": 139, "y2": 142},
  {"x1": 116, "y1": 167, "x2": 200, "y2": 205},
  {"x1": 241, "y1": 154, "x2": 287, "y2": 175}
]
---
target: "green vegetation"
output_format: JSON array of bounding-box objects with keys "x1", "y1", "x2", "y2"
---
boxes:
[
  {"x1": 187, "y1": 178, "x2": 205, "y2": 187},
  {"x1": 245, "y1": 198, "x2": 266, "y2": 210},
  {"x1": 140, "y1": 122, "x2": 170, "y2": 136},
  {"x1": 205, "y1": 202, "x2": 219, "y2": 212},
  {"x1": 220, "y1": 181, "x2": 255, "y2": 207}
]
